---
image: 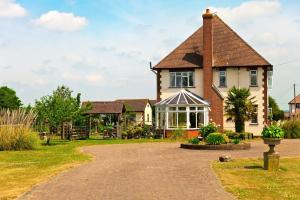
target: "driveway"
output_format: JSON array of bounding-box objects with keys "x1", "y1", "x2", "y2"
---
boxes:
[{"x1": 20, "y1": 140, "x2": 300, "y2": 200}]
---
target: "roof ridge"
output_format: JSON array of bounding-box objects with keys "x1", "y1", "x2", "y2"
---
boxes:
[
  {"x1": 213, "y1": 15, "x2": 271, "y2": 66},
  {"x1": 154, "y1": 27, "x2": 203, "y2": 68}
]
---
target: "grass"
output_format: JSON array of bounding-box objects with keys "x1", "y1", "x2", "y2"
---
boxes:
[
  {"x1": 0, "y1": 136, "x2": 175, "y2": 200},
  {"x1": 213, "y1": 158, "x2": 300, "y2": 200}
]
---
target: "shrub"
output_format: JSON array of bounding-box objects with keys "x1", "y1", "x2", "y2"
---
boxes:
[
  {"x1": 281, "y1": 120, "x2": 300, "y2": 139},
  {"x1": 0, "y1": 109, "x2": 38, "y2": 151},
  {"x1": 224, "y1": 130, "x2": 240, "y2": 139},
  {"x1": 206, "y1": 133, "x2": 227, "y2": 145},
  {"x1": 261, "y1": 125, "x2": 284, "y2": 138},
  {"x1": 188, "y1": 137, "x2": 200, "y2": 144},
  {"x1": 232, "y1": 138, "x2": 240, "y2": 144},
  {"x1": 200, "y1": 123, "x2": 217, "y2": 138}
]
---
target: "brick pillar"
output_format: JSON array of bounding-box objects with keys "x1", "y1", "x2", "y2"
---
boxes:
[{"x1": 202, "y1": 9, "x2": 224, "y2": 128}]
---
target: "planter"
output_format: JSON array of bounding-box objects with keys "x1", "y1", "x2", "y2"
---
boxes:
[
  {"x1": 263, "y1": 138, "x2": 282, "y2": 171},
  {"x1": 263, "y1": 138, "x2": 282, "y2": 153},
  {"x1": 180, "y1": 143, "x2": 251, "y2": 150}
]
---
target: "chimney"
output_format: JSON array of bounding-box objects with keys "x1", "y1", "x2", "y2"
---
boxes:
[{"x1": 202, "y1": 8, "x2": 213, "y2": 101}]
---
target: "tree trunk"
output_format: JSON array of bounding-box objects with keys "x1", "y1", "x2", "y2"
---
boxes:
[{"x1": 235, "y1": 118, "x2": 245, "y2": 133}]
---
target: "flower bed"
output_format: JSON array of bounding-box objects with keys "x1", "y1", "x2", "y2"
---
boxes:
[{"x1": 180, "y1": 142, "x2": 251, "y2": 150}]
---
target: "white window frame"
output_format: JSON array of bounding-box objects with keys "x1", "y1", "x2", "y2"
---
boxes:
[
  {"x1": 219, "y1": 70, "x2": 227, "y2": 87},
  {"x1": 267, "y1": 71, "x2": 273, "y2": 89},
  {"x1": 250, "y1": 105, "x2": 258, "y2": 125},
  {"x1": 250, "y1": 70, "x2": 258, "y2": 87},
  {"x1": 169, "y1": 71, "x2": 195, "y2": 88}
]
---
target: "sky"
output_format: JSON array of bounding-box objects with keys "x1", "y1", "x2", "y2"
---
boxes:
[{"x1": 0, "y1": 0, "x2": 300, "y2": 110}]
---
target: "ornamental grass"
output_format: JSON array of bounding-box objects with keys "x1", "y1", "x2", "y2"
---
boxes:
[{"x1": 0, "y1": 109, "x2": 38, "y2": 151}]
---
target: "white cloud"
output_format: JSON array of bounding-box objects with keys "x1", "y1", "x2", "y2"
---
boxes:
[
  {"x1": 211, "y1": 0, "x2": 281, "y2": 25},
  {"x1": 34, "y1": 10, "x2": 87, "y2": 32},
  {"x1": 0, "y1": 0, "x2": 27, "y2": 18},
  {"x1": 85, "y1": 74, "x2": 103, "y2": 85}
]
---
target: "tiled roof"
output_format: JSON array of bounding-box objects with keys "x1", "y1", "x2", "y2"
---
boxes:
[
  {"x1": 115, "y1": 99, "x2": 149, "y2": 112},
  {"x1": 83, "y1": 101, "x2": 124, "y2": 114},
  {"x1": 289, "y1": 94, "x2": 300, "y2": 104},
  {"x1": 154, "y1": 15, "x2": 271, "y2": 69}
]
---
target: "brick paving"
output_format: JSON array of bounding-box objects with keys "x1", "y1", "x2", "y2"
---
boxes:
[{"x1": 20, "y1": 139, "x2": 300, "y2": 200}]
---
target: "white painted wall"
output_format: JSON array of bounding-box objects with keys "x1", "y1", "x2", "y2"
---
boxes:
[
  {"x1": 213, "y1": 67, "x2": 265, "y2": 135},
  {"x1": 144, "y1": 102, "x2": 153, "y2": 125},
  {"x1": 160, "y1": 69, "x2": 203, "y2": 100}
]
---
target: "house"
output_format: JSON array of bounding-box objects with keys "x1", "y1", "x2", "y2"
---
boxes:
[
  {"x1": 288, "y1": 94, "x2": 300, "y2": 119},
  {"x1": 115, "y1": 99, "x2": 154, "y2": 125},
  {"x1": 84, "y1": 99, "x2": 155, "y2": 126},
  {"x1": 153, "y1": 9, "x2": 273, "y2": 137}
]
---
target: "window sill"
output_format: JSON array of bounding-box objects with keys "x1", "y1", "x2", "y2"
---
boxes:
[
  {"x1": 169, "y1": 86, "x2": 195, "y2": 89},
  {"x1": 218, "y1": 85, "x2": 227, "y2": 88},
  {"x1": 249, "y1": 123, "x2": 259, "y2": 126},
  {"x1": 249, "y1": 85, "x2": 258, "y2": 87}
]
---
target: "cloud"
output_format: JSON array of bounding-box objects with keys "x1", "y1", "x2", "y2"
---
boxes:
[
  {"x1": 85, "y1": 74, "x2": 103, "y2": 85},
  {"x1": 34, "y1": 11, "x2": 87, "y2": 32},
  {"x1": 0, "y1": 0, "x2": 27, "y2": 18},
  {"x1": 211, "y1": 0, "x2": 281, "y2": 25}
]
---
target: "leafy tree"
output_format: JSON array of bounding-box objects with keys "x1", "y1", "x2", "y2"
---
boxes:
[
  {"x1": 224, "y1": 87, "x2": 256, "y2": 133},
  {"x1": 35, "y1": 86, "x2": 90, "y2": 142},
  {"x1": 268, "y1": 96, "x2": 284, "y2": 121},
  {"x1": 0, "y1": 86, "x2": 22, "y2": 109}
]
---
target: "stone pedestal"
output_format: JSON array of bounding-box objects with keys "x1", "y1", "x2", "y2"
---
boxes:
[{"x1": 263, "y1": 152, "x2": 280, "y2": 171}]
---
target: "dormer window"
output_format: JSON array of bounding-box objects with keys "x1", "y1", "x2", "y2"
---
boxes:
[
  {"x1": 170, "y1": 71, "x2": 194, "y2": 88},
  {"x1": 250, "y1": 70, "x2": 258, "y2": 87}
]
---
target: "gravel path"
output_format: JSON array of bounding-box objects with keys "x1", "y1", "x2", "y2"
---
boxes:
[{"x1": 20, "y1": 139, "x2": 300, "y2": 200}]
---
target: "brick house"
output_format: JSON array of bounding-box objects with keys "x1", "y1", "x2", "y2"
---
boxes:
[
  {"x1": 153, "y1": 9, "x2": 273, "y2": 138},
  {"x1": 288, "y1": 94, "x2": 300, "y2": 119}
]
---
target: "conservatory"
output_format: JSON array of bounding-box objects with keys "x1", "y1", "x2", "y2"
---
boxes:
[{"x1": 155, "y1": 89, "x2": 210, "y2": 130}]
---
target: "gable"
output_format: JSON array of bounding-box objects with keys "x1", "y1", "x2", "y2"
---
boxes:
[{"x1": 154, "y1": 15, "x2": 271, "y2": 69}]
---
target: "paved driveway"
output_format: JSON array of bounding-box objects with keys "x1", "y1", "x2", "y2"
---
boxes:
[{"x1": 20, "y1": 140, "x2": 300, "y2": 200}]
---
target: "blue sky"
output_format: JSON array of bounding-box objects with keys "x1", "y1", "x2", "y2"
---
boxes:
[{"x1": 0, "y1": 0, "x2": 300, "y2": 110}]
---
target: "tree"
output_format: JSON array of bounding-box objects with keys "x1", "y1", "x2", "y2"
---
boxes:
[
  {"x1": 35, "y1": 86, "x2": 89, "y2": 142},
  {"x1": 269, "y1": 96, "x2": 284, "y2": 121},
  {"x1": 0, "y1": 86, "x2": 22, "y2": 109},
  {"x1": 224, "y1": 87, "x2": 256, "y2": 133}
]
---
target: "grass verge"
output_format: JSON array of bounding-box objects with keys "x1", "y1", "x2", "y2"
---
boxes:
[
  {"x1": 0, "y1": 136, "x2": 175, "y2": 199},
  {"x1": 213, "y1": 158, "x2": 300, "y2": 200}
]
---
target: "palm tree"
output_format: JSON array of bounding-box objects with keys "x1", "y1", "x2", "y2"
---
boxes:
[{"x1": 224, "y1": 87, "x2": 256, "y2": 133}]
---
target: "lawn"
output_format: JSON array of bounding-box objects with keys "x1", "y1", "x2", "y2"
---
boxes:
[
  {"x1": 0, "y1": 136, "x2": 172, "y2": 200},
  {"x1": 213, "y1": 158, "x2": 300, "y2": 200}
]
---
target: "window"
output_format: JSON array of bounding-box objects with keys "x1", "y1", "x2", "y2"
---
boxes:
[
  {"x1": 251, "y1": 105, "x2": 258, "y2": 124},
  {"x1": 165, "y1": 106, "x2": 206, "y2": 129},
  {"x1": 219, "y1": 69, "x2": 227, "y2": 87},
  {"x1": 296, "y1": 104, "x2": 300, "y2": 109},
  {"x1": 267, "y1": 71, "x2": 273, "y2": 89},
  {"x1": 250, "y1": 70, "x2": 258, "y2": 86},
  {"x1": 147, "y1": 114, "x2": 150, "y2": 122},
  {"x1": 170, "y1": 71, "x2": 194, "y2": 87}
]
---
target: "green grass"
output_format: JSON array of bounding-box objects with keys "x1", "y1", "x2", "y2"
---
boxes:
[
  {"x1": 213, "y1": 158, "x2": 300, "y2": 200},
  {"x1": 0, "y1": 136, "x2": 175, "y2": 200}
]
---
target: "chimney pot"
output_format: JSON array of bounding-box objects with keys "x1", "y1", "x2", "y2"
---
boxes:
[{"x1": 206, "y1": 8, "x2": 210, "y2": 14}]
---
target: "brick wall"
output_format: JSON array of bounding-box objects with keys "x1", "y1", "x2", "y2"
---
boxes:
[{"x1": 202, "y1": 9, "x2": 224, "y2": 128}]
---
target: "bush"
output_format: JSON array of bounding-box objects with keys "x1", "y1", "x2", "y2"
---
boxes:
[
  {"x1": 206, "y1": 133, "x2": 228, "y2": 145},
  {"x1": 232, "y1": 138, "x2": 240, "y2": 144},
  {"x1": 281, "y1": 120, "x2": 300, "y2": 139},
  {"x1": 0, "y1": 109, "x2": 38, "y2": 151},
  {"x1": 261, "y1": 125, "x2": 284, "y2": 138},
  {"x1": 224, "y1": 130, "x2": 240, "y2": 139},
  {"x1": 188, "y1": 137, "x2": 200, "y2": 144},
  {"x1": 200, "y1": 123, "x2": 217, "y2": 138}
]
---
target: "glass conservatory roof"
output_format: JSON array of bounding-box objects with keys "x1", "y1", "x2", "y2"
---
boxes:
[{"x1": 155, "y1": 89, "x2": 210, "y2": 106}]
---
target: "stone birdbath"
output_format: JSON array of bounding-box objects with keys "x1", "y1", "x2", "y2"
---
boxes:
[{"x1": 261, "y1": 125, "x2": 285, "y2": 171}]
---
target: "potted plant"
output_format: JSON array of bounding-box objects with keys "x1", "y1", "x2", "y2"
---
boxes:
[
  {"x1": 261, "y1": 125, "x2": 284, "y2": 153},
  {"x1": 261, "y1": 125, "x2": 284, "y2": 170}
]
